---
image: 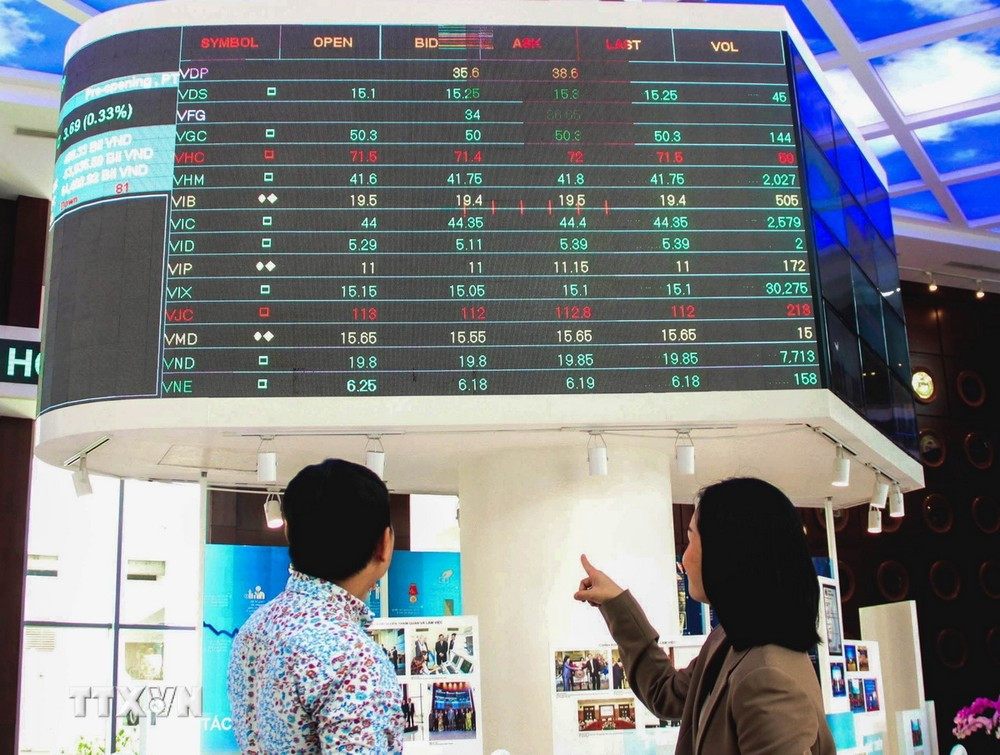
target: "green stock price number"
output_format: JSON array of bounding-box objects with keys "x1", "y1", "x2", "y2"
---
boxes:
[
  {"x1": 458, "y1": 377, "x2": 488, "y2": 393},
  {"x1": 671, "y1": 374, "x2": 701, "y2": 389},
  {"x1": 764, "y1": 281, "x2": 809, "y2": 296},
  {"x1": 565, "y1": 375, "x2": 596, "y2": 390},
  {"x1": 663, "y1": 351, "x2": 699, "y2": 366}
]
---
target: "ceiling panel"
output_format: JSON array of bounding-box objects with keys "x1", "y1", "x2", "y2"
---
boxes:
[
  {"x1": 870, "y1": 30, "x2": 1000, "y2": 116},
  {"x1": 0, "y1": 1, "x2": 79, "y2": 75},
  {"x1": 949, "y1": 173, "x2": 1000, "y2": 220},
  {"x1": 835, "y1": 0, "x2": 1000, "y2": 43},
  {"x1": 915, "y1": 111, "x2": 1000, "y2": 172},
  {"x1": 891, "y1": 189, "x2": 949, "y2": 218},
  {"x1": 866, "y1": 135, "x2": 922, "y2": 183}
]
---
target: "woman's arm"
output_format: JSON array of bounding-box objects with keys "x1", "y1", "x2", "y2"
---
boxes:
[
  {"x1": 574, "y1": 555, "x2": 694, "y2": 721},
  {"x1": 599, "y1": 590, "x2": 694, "y2": 720}
]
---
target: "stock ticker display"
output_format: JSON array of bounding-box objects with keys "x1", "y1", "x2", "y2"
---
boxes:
[{"x1": 43, "y1": 23, "x2": 823, "y2": 409}]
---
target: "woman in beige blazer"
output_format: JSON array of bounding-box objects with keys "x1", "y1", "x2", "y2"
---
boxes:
[{"x1": 575, "y1": 477, "x2": 836, "y2": 755}]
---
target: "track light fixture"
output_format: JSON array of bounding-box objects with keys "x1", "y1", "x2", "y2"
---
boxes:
[
  {"x1": 72, "y1": 456, "x2": 93, "y2": 497},
  {"x1": 832, "y1": 446, "x2": 850, "y2": 487},
  {"x1": 366, "y1": 435, "x2": 386, "y2": 479},
  {"x1": 263, "y1": 491, "x2": 283, "y2": 529},
  {"x1": 257, "y1": 435, "x2": 278, "y2": 483},
  {"x1": 587, "y1": 432, "x2": 608, "y2": 476},
  {"x1": 925, "y1": 271, "x2": 938, "y2": 292},
  {"x1": 675, "y1": 431, "x2": 695, "y2": 476},
  {"x1": 869, "y1": 472, "x2": 890, "y2": 509},
  {"x1": 889, "y1": 481, "x2": 905, "y2": 518},
  {"x1": 975, "y1": 280, "x2": 985, "y2": 299},
  {"x1": 867, "y1": 505, "x2": 882, "y2": 534}
]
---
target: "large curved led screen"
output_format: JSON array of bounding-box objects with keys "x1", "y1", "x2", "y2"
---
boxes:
[{"x1": 44, "y1": 19, "x2": 823, "y2": 409}]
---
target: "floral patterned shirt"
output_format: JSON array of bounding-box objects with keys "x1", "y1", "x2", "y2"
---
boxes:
[{"x1": 228, "y1": 570, "x2": 403, "y2": 753}]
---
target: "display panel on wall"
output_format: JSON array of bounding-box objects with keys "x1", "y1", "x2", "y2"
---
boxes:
[{"x1": 45, "y1": 9, "x2": 822, "y2": 407}]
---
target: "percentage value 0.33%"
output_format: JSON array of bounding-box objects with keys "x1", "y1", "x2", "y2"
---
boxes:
[{"x1": 61, "y1": 103, "x2": 134, "y2": 142}]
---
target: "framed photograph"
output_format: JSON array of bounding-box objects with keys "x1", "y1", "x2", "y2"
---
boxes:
[
  {"x1": 830, "y1": 663, "x2": 846, "y2": 697},
  {"x1": 554, "y1": 649, "x2": 608, "y2": 694},
  {"x1": 576, "y1": 697, "x2": 636, "y2": 733},
  {"x1": 864, "y1": 678, "x2": 880, "y2": 712},
  {"x1": 822, "y1": 583, "x2": 843, "y2": 656},
  {"x1": 857, "y1": 645, "x2": 869, "y2": 672},
  {"x1": 844, "y1": 645, "x2": 857, "y2": 672},
  {"x1": 848, "y1": 679, "x2": 865, "y2": 712}
]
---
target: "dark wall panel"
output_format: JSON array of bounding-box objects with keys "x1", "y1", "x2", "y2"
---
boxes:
[{"x1": 837, "y1": 280, "x2": 1000, "y2": 751}]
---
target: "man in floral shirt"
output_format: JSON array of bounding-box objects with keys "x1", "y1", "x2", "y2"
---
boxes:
[{"x1": 228, "y1": 459, "x2": 403, "y2": 753}]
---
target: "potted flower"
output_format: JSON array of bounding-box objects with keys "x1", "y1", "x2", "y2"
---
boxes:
[{"x1": 952, "y1": 695, "x2": 1000, "y2": 750}]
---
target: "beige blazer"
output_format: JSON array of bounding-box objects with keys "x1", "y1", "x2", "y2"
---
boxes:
[{"x1": 601, "y1": 591, "x2": 836, "y2": 755}]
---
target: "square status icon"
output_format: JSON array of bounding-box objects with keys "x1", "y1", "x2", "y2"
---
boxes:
[
  {"x1": 258, "y1": 355, "x2": 269, "y2": 366},
  {"x1": 266, "y1": 86, "x2": 277, "y2": 96},
  {"x1": 257, "y1": 378, "x2": 269, "y2": 389},
  {"x1": 264, "y1": 149, "x2": 275, "y2": 160},
  {"x1": 262, "y1": 216, "x2": 272, "y2": 226},
  {"x1": 265, "y1": 128, "x2": 276, "y2": 138},
  {"x1": 263, "y1": 172, "x2": 274, "y2": 182},
  {"x1": 259, "y1": 306, "x2": 270, "y2": 318},
  {"x1": 260, "y1": 284, "x2": 271, "y2": 295},
  {"x1": 261, "y1": 238, "x2": 272, "y2": 248}
]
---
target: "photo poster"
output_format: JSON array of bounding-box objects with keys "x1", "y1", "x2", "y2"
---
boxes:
[
  {"x1": 820, "y1": 580, "x2": 844, "y2": 657},
  {"x1": 551, "y1": 639, "x2": 706, "y2": 754},
  {"x1": 843, "y1": 640, "x2": 888, "y2": 753},
  {"x1": 816, "y1": 577, "x2": 848, "y2": 715},
  {"x1": 202, "y1": 544, "x2": 291, "y2": 754},
  {"x1": 388, "y1": 551, "x2": 462, "y2": 618},
  {"x1": 383, "y1": 615, "x2": 482, "y2": 755},
  {"x1": 897, "y1": 707, "x2": 928, "y2": 755}
]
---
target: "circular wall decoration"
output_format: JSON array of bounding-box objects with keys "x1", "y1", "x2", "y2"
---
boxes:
[
  {"x1": 963, "y1": 432, "x2": 994, "y2": 470},
  {"x1": 838, "y1": 561, "x2": 856, "y2": 603},
  {"x1": 935, "y1": 628, "x2": 968, "y2": 670},
  {"x1": 813, "y1": 507, "x2": 849, "y2": 532},
  {"x1": 979, "y1": 560, "x2": 1000, "y2": 599},
  {"x1": 911, "y1": 369, "x2": 937, "y2": 403},
  {"x1": 882, "y1": 509, "x2": 903, "y2": 533},
  {"x1": 929, "y1": 561, "x2": 962, "y2": 600},
  {"x1": 956, "y1": 370, "x2": 986, "y2": 408},
  {"x1": 987, "y1": 627, "x2": 1000, "y2": 666},
  {"x1": 876, "y1": 560, "x2": 910, "y2": 601},
  {"x1": 972, "y1": 496, "x2": 1000, "y2": 535},
  {"x1": 922, "y1": 494, "x2": 954, "y2": 534},
  {"x1": 919, "y1": 430, "x2": 946, "y2": 468}
]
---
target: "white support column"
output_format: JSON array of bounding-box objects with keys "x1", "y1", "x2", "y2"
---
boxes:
[{"x1": 458, "y1": 443, "x2": 677, "y2": 754}]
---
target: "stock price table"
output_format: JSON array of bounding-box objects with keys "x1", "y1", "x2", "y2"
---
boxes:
[{"x1": 47, "y1": 23, "x2": 820, "y2": 405}]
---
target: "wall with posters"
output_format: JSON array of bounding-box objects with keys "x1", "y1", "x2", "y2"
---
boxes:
[
  {"x1": 201, "y1": 545, "x2": 464, "y2": 752},
  {"x1": 202, "y1": 544, "x2": 291, "y2": 753}
]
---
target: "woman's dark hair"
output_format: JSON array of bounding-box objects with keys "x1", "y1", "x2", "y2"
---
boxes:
[
  {"x1": 281, "y1": 458, "x2": 390, "y2": 582},
  {"x1": 695, "y1": 477, "x2": 820, "y2": 652}
]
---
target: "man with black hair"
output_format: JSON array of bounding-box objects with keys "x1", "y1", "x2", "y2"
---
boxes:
[{"x1": 228, "y1": 458, "x2": 403, "y2": 752}]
